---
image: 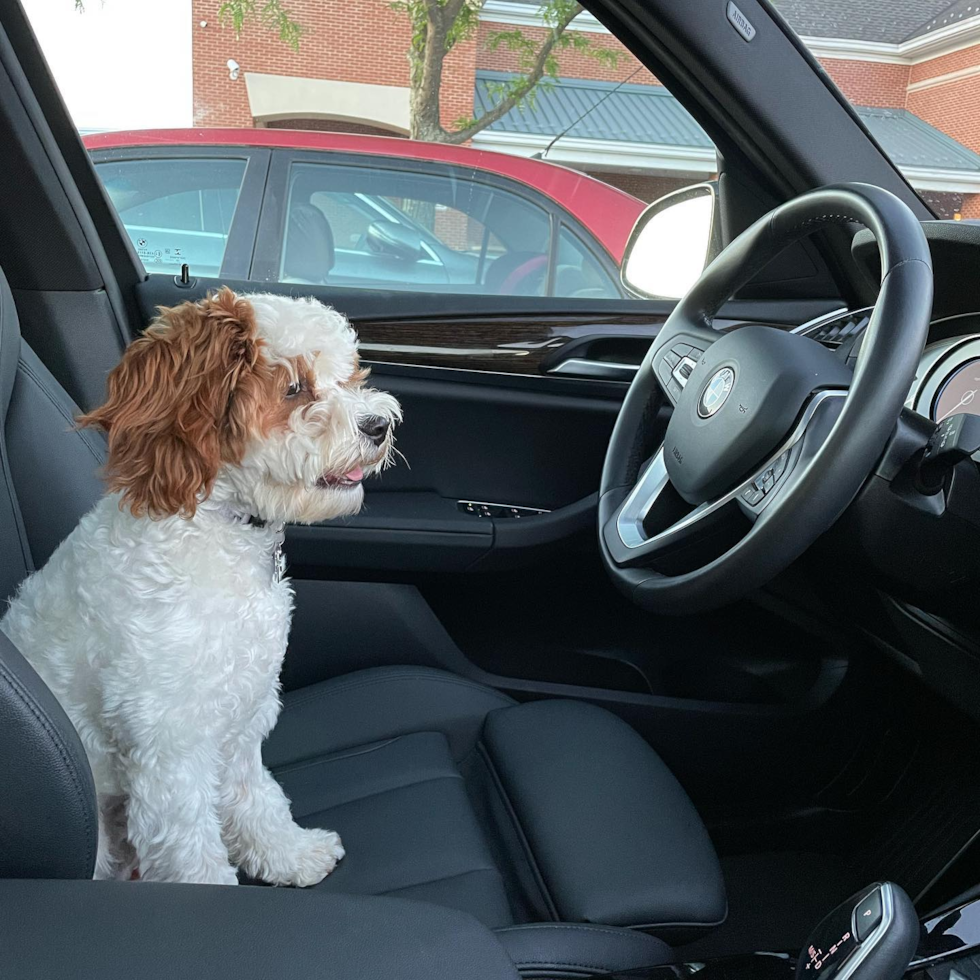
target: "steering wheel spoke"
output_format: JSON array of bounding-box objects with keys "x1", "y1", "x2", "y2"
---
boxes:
[
  {"x1": 734, "y1": 389, "x2": 848, "y2": 522},
  {"x1": 603, "y1": 447, "x2": 742, "y2": 567},
  {"x1": 604, "y1": 388, "x2": 850, "y2": 570}
]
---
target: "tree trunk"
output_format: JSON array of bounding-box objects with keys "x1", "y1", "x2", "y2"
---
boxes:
[
  {"x1": 408, "y1": 0, "x2": 583, "y2": 144},
  {"x1": 410, "y1": 3, "x2": 450, "y2": 141}
]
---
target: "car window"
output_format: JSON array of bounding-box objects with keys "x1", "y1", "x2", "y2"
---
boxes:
[
  {"x1": 274, "y1": 161, "x2": 560, "y2": 297},
  {"x1": 556, "y1": 225, "x2": 621, "y2": 300},
  {"x1": 38, "y1": 0, "x2": 980, "y2": 303},
  {"x1": 95, "y1": 158, "x2": 248, "y2": 277}
]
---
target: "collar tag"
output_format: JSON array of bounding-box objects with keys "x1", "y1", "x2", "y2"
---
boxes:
[{"x1": 272, "y1": 523, "x2": 286, "y2": 584}]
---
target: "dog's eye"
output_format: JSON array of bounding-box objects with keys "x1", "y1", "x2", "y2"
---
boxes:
[{"x1": 285, "y1": 381, "x2": 302, "y2": 399}]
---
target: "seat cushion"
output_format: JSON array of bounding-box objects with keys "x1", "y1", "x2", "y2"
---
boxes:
[
  {"x1": 265, "y1": 666, "x2": 725, "y2": 944},
  {"x1": 276, "y1": 730, "x2": 512, "y2": 928},
  {"x1": 264, "y1": 665, "x2": 517, "y2": 767}
]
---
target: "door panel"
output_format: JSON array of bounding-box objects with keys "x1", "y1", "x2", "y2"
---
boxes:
[
  {"x1": 124, "y1": 266, "x2": 862, "y2": 842},
  {"x1": 131, "y1": 276, "x2": 839, "y2": 580}
]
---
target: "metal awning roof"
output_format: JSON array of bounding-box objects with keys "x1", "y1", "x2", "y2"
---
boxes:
[
  {"x1": 475, "y1": 71, "x2": 980, "y2": 179},
  {"x1": 476, "y1": 72, "x2": 714, "y2": 149}
]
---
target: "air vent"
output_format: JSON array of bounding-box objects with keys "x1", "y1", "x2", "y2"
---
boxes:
[{"x1": 796, "y1": 309, "x2": 872, "y2": 349}]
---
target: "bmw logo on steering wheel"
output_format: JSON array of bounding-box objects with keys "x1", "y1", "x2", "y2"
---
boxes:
[{"x1": 698, "y1": 367, "x2": 736, "y2": 418}]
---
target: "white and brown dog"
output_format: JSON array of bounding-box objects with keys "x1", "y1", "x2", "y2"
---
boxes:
[{"x1": 0, "y1": 289, "x2": 400, "y2": 886}]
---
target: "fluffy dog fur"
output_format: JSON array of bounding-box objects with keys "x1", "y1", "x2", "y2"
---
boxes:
[{"x1": 0, "y1": 289, "x2": 401, "y2": 886}]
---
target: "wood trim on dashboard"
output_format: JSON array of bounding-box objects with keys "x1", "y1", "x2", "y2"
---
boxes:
[{"x1": 350, "y1": 311, "x2": 670, "y2": 375}]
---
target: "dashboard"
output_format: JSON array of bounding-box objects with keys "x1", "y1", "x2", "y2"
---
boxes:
[
  {"x1": 796, "y1": 308, "x2": 980, "y2": 426},
  {"x1": 848, "y1": 219, "x2": 980, "y2": 426}
]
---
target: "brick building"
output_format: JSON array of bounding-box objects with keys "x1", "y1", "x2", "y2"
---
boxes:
[{"x1": 191, "y1": 0, "x2": 980, "y2": 216}]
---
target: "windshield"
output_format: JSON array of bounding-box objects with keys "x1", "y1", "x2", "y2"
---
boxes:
[
  {"x1": 772, "y1": 0, "x2": 980, "y2": 219},
  {"x1": 20, "y1": 0, "x2": 980, "y2": 293}
]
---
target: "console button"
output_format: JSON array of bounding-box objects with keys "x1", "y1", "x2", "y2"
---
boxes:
[{"x1": 854, "y1": 888, "x2": 883, "y2": 942}]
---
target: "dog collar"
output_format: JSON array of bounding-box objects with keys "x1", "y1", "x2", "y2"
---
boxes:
[{"x1": 245, "y1": 516, "x2": 287, "y2": 583}]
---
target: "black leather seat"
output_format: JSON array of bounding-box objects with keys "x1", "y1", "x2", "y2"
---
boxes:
[{"x1": 0, "y1": 268, "x2": 726, "y2": 976}]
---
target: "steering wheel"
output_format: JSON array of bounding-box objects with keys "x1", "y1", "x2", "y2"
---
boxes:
[
  {"x1": 498, "y1": 254, "x2": 548, "y2": 295},
  {"x1": 599, "y1": 183, "x2": 933, "y2": 614}
]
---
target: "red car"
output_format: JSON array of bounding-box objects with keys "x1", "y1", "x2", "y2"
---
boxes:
[{"x1": 83, "y1": 129, "x2": 646, "y2": 298}]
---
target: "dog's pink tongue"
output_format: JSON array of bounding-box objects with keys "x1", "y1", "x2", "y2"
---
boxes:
[{"x1": 346, "y1": 467, "x2": 364, "y2": 482}]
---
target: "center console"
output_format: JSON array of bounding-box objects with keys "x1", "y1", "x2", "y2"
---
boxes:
[{"x1": 585, "y1": 884, "x2": 980, "y2": 980}]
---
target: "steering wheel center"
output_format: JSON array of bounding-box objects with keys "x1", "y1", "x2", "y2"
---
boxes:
[{"x1": 662, "y1": 325, "x2": 853, "y2": 505}]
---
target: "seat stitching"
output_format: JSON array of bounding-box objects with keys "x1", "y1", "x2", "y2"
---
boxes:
[
  {"x1": 0, "y1": 362, "x2": 33, "y2": 577},
  {"x1": 282, "y1": 672, "x2": 515, "y2": 710},
  {"x1": 379, "y1": 866, "x2": 505, "y2": 897},
  {"x1": 271, "y1": 736, "x2": 403, "y2": 774},
  {"x1": 511, "y1": 957, "x2": 624, "y2": 972},
  {"x1": 478, "y1": 742, "x2": 560, "y2": 923},
  {"x1": 0, "y1": 657, "x2": 95, "y2": 871},
  {"x1": 495, "y1": 924, "x2": 665, "y2": 941},
  {"x1": 287, "y1": 772, "x2": 462, "y2": 819},
  {"x1": 281, "y1": 671, "x2": 515, "y2": 713}
]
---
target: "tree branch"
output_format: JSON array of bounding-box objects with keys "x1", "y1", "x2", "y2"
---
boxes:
[{"x1": 445, "y1": 1, "x2": 582, "y2": 144}]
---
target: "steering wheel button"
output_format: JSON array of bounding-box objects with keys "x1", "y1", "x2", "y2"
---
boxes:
[
  {"x1": 742, "y1": 485, "x2": 765, "y2": 506},
  {"x1": 665, "y1": 350, "x2": 682, "y2": 368},
  {"x1": 773, "y1": 451, "x2": 789, "y2": 480},
  {"x1": 672, "y1": 343, "x2": 693, "y2": 357},
  {"x1": 658, "y1": 360, "x2": 674, "y2": 385},
  {"x1": 853, "y1": 888, "x2": 883, "y2": 943},
  {"x1": 667, "y1": 378, "x2": 684, "y2": 401}
]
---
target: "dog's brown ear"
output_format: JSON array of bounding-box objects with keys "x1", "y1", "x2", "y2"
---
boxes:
[{"x1": 78, "y1": 287, "x2": 268, "y2": 518}]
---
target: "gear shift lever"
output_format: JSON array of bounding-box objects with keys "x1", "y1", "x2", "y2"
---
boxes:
[{"x1": 797, "y1": 883, "x2": 920, "y2": 980}]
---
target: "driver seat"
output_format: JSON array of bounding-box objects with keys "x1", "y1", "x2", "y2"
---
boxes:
[{"x1": 0, "y1": 267, "x2": 726, "y2": 975}]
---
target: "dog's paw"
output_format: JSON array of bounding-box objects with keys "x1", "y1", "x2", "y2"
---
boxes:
[
  {"x1": 207, "y1": 864, "x2": 242, "y2": 886},
  {"x1": 256, "y1": 828, "x2": 345, "y2": 888}
]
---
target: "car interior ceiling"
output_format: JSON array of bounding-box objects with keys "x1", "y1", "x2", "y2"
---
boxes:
[{"x1": 3, "y1": 0, "x2": 980, "y2": 976}]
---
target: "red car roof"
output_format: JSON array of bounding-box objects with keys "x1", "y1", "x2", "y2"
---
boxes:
[{"x1": 82, "y1": 128, "x2": 646, "y2": 263}]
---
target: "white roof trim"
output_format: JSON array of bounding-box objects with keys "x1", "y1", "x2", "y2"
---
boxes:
[
  {"x1": 471, "y1": 130, "x2": 717, "y2": 174},
  {"x1": 903, "y1": 166, "x2": 980, "y2": 192},
  {"x1": 804, "y1": 18, "x2": 980, "y2": 65},
  {"x1": 801, "y1": 36, "x2": 911, "y2": 64},
  {"x1": 480, "y1": 1, "x2": 980, "y2": 67}
]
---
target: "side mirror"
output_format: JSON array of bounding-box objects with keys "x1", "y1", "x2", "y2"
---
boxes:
[
  {"x1": 366, "y1": 220, "x2": 424, "y2": 262},
  {"x1": 621, "y1": 183, "x2": 719, "y2": 300}
]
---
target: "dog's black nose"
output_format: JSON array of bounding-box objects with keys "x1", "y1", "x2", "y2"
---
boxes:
[{"x1": 358, "y1": 415, "x2": 390, "y2": 445}]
